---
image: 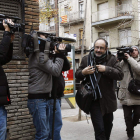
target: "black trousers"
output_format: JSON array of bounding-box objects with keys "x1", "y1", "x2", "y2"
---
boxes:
[
  {"x1": 90, "y1": 100, "x2": 113, "y2": 140},
  {"x1": 123, "y1": 105, "x2": 140, "y2": 137}
]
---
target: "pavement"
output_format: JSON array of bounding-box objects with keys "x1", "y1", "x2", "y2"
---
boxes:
[{"x1": 60, "y1": 99, "x2": 140, "y2": 140}]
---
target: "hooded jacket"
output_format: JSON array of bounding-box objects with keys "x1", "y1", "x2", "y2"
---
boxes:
[{"x1": 118, "y1": 55, "x2": 140, "y2": 105}]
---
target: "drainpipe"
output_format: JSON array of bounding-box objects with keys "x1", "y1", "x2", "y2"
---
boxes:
[{"x1": 21, "y1": 0, "x2": 25, "y2": 34}]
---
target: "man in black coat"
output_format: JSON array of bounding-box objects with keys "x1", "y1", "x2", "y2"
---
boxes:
[
  {"x1": 75, "y1": 38, "x2": 123, "y2": 140},
  {"x1": 0, "y1": 19, "x2": 15, "y2": 140}
]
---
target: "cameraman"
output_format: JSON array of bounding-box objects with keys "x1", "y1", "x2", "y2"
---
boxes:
[
  {"x1": 27, "y1": 37, "x2": 66, "y2": 139},
  {"x1": 118, "y1": 46, "x2": 140, "y2": 140},
  {"x1": 0, "y1": 19, "x2": 15, "y2": 140},
  {"x1": 47, "y1": 54, "x2": 70, "y2": 140}
]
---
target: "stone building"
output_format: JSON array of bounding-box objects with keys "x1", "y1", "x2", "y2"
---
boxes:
[
  {"x1": 91, "y1": 0, "x2": 140, "y2": 54},
  {"x1": 58, "y1": 0, "x2": 92, "y2": 63},
  {"x1": 0, "y1": 0, "x2": 39, "y2": 139}
]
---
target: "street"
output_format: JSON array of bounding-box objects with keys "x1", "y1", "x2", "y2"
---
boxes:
[{"x1": 61, "y1": 99, "x2": 140, "y2": 140}]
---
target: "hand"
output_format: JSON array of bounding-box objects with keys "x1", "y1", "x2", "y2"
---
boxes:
[
  {"x1": 11, "y1": 34, "x2": 15, "y2": 43},
  {"x1": 96, "y1": 65, "x2": 106, "y2": 72},
  {"x1": 124, "y1": 53, "x2": 130, "y2": 59},
  {"x1": 3, "y1": 19, "x2": 14, "y2": 32},
  {"x1": 55, "y1": 43, "x2": 66, "y2": 53},
  {"x1": 82, "y1": 65, "x2": 95, "y2": 75},
  {"x1": 40, "y1": 34, "x2": 46, "y2": 39}
]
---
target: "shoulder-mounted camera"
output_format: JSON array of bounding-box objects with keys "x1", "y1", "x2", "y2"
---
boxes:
[
  {"x1": 22, "y1": 30, "x2": 76, "y2": 57},
  {"x1": 116, "y1": 46, "x2": 133, "y2": 61}
]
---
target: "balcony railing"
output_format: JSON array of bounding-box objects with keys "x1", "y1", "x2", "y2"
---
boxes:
[
  {"x1": 60, "y1": 11, "x2": 84, "y2": 25},
  {"x1": 39, "y1": 24, "x2": 55, "y2": 32},
  {"x1": 69, "y1": 11, "x2": 84, "y2": 22},
  {"x1": 92, "y1": 4, "x2": 134, "y2": 22}
]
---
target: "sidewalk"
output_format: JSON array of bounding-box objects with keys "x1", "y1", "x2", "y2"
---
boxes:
[{"x1": 61, "y1": 100, "x2": 140, "y2": 140}]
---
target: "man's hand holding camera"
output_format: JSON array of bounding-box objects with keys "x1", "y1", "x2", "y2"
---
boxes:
[
  {"x1": 55, "y1": 44, "x2": 66, "y2": 53},
  {"x1": 124, "y1": 53, "x2": 130, "y2": 59},
  {"x1": 3, "y1": 19, "x2": 15, "y2": 42}
]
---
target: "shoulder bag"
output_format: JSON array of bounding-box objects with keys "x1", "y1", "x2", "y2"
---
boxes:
[
  {"x1": 128, "y1": 63, "x2": 140, "y2": 95},
  {"x1": 76, "y1": 74, "x2": 101, "y2": 114}
]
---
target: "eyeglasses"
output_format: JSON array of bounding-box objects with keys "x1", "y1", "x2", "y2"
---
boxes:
[{"x1": 94, "y1": 46, "x2": 105, "y2": 50}]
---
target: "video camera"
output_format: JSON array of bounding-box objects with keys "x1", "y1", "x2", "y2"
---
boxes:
[
  {"x1": 116, "y1": 46, "x2": 133, "y2": 61},
  {"x1": 22, "y1": 30, "x2": 76, "y2": 57},
  {"x1": 0, "y1": 14, "x2": 25, "y2": 33}
]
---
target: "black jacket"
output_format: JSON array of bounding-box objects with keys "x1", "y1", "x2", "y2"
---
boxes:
[
  {"x1": 75, "y1": 52, "x2": 124, "y2": 115},
  {"x1": 51, "y1": 56, "x2": 70, "y2": 98},
  {"x1": 0, "y1": 31, "x2": 13, "y2": 105}
]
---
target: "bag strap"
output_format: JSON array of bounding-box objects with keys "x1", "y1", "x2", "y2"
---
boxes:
[{"x1": 128, "y1": 63, "x2": 134, "y2": 79}]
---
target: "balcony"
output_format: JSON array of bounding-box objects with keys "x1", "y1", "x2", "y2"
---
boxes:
[
  {"x1": 92, "y1": 4, "x2": 134, "y2": 27},
  {"x1": 39, "y1": 25, "x2": 56, "y2": 33},
  {"x1": 60, "y1": 11, "x2": 84, "y2": 26}
]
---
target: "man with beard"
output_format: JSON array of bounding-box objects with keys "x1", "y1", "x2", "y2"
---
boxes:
[{"x1": 75, "y1": 38, "x2": 124, "y2": 140}]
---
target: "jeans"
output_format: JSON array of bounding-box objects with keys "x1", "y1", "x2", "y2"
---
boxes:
[
  {"x1": 47, "y1": 99, "x2": 62, "y2": 140},
  {"x1": 90, "y1": 100, "x2": 113, "y2": 140},
  {"x1": 27, "y1": 99, "x2": 50, "y2": 140},
  {"x1": 0, "y1": 106, "x2": 7, "y2": 140}
]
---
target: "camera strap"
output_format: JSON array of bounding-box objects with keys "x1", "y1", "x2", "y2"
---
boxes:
[
  {"x1": 32, "y1": 31, "x2": 39, "y2": 52},
  {"x1": 128, "y1": 63, "x2": 134, "y2": 80}
]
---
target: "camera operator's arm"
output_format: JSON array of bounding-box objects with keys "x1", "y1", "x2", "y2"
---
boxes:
[
  {"x1": 62, "y1": 56, "x2": 70, "y2": 71},
  {"x1": 0, "y1": 19, "x2": 14, "y2": 65},
  {"x1": 37, "y1": 45, "x2": 65, "y2": 77},
  {"x1": 102, "y1": 56, "x2": 124, "y2": 80},
  {"x1": 125, "y1": 53, "x2": 140, "y2": 75}
]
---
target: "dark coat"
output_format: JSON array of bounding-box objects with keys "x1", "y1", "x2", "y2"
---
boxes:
[
  {"x1": 0, "y1": 31, "x2": 13, "y2": 105},
  {"x1": 51, "y1": 56, "x2": 70, "y2": 98},
  {"x1": 75, "y1": 51, "x2": 124, "y2": 115}
]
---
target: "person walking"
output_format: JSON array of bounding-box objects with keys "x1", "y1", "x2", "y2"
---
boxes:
[
  {"x1": 75, "y1": 38, "x2": 124, "y2": 140},
  {"x1": 118, "y1": 46, "x2": 140, "y2": 140}
]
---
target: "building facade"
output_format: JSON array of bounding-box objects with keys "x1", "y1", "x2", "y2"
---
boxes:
[
  {"x1": 39, "y1": 0, "x2": 59, "y2": 36},
  {"x1": 92, "y1": 0, "x2": 139, "y2": 54},
  {"x1": 58, "y1": 0, "x2": 92, "y2": 61}
]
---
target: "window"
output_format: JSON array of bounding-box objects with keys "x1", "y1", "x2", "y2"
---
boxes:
[
  {"x1": 98, "y1": 2, "x2": 109, "y2": 21},
  {"x1": 65, "y1": 6, "x2": 69, "y2": 15},
  {"x1": 119, "y1": 28, "x2": 131, "y2": 46},
  {"x1": 50, "y1": 17, "x2": 55, "y2": 31},
  {"x1": 99, "y1": 32, "x2": 110, "y2": 47},
  {"x1": 79, "y1": 2, "x2": 84, "y2": 18},
  {"x1": 117, "y1": 0, "x2": 132, "y2": 15},
  {"x1": 50, "y1": 0, "x2": 55, "y2": 8}
]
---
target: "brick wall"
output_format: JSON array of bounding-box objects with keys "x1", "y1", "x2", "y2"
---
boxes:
[{"x1": 4, "y1": 0, "x2": 39, "y2": 139}]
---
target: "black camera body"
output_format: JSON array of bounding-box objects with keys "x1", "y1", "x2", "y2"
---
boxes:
[
  {"x1": 0, "y1": 14, "x2": 25, "y2": 33},
  {"x1": 22, "y1": 31, "x2": 76, "y2": 57},
  {"x1": 116, "y1": 46, "x2": 133, "y2": 61}
]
